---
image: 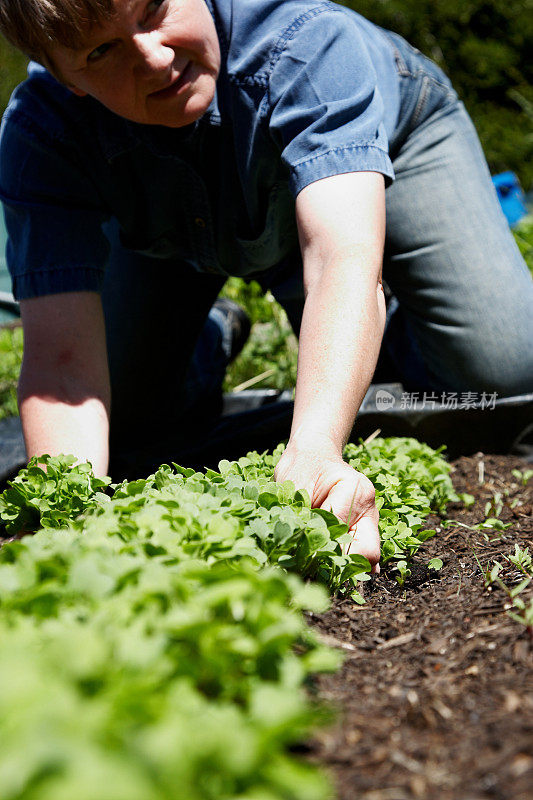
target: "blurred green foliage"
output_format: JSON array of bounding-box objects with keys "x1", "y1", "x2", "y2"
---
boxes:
[
  {"x1": 0, "y1": 324, "x2": 22, "y2": 420},
  {"x1": 514, "y1": 215, "x2": 533, "y2": 274},
  {"x1": 0, "y1": 37, "x2": 27, "y2": 114},
  {"x1": 1, "y1": 1, "x2": 532, "y2": 185},
  {"x1": 221, "y1": 279, "x2": 298, "y2": 392}
]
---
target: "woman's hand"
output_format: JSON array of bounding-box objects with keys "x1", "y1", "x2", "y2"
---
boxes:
[{"x1": 274, "y1": 442, "x2": 380, "y2": 572}]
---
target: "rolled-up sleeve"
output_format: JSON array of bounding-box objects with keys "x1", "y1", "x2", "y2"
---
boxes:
[
  {"x1": 266, "y1": 7, "x2": 395, "y2": 196},
  {"x1": 0, "y1": 110, "x2": 110, "y2": 301}
]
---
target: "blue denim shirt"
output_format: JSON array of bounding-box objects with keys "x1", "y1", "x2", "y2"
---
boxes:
[{"x1": 0, "y1": 0, "x2": 402, "y2": 300}]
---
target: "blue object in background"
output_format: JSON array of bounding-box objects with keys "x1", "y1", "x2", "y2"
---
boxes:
[{"x1": 492, "y1": 171, "x2": 528, "y2": 227}]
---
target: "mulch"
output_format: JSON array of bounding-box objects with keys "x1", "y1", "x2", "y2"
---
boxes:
[{"x1": 306, "y1": 453, "x2": 533, "y2": 800}]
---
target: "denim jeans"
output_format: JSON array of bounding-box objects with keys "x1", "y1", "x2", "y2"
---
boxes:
[
  {"x1": 377, "y1": 31, "x2": 533, "y2": 394},
  {"x1": 103, "y1": 31, "x2": 533, "y2": 477},
  {"x1": 99, "y1": 225, "x2": 228, "y2": 477},
  {"x1": 266, "y1": 30, "x2": 533, "y2": 396}
]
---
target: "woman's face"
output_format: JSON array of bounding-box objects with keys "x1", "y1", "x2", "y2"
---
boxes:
[{"x1": 50, "y1": 0, "x2": 221, "y2": 127}]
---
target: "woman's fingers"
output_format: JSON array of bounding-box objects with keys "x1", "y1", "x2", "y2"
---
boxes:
[{"x1": 319, "y1": 470, "x2": 380, "y2": 567}]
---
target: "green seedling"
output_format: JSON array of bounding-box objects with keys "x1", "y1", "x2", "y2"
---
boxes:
[
  {"x1": 507, "y1": 544, "x2": 533, "y2": 576},
  {"x1": 480, "y1": 545, "x2": 533, "y2": 632},
  {"x1": 484, "y1": 491, "x2": 505, "y2": 519},
  {"x1": 394, "y1": 559, "x2": 411, "y2": 587},
  {"x1": 511, "y1": 468, "x2": 533, "y2": 486},
  {"x1": 443, "y1": 517, "x2": 511, "y2": 534}
]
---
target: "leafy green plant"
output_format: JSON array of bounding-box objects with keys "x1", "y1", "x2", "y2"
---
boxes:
[
  {"x1": 1, "y1": 437, "x2": 458, "y2": 597},
  {"x1": 344, "y1": 437, "x2": 459, "y2": 569},
  {"x1": 484, "y1": 491, "x2": 505, "y2": 519},
  {"x1": 0, "y1": 325, "x2": 23, "y2": 421},
  {"x1": 508, "y1": 543, "x2": 533, "y2": 573},
  {"x1": 513, "y1": 216, "x2": 533, "y2": 276},
  {"x1": 461, "y1": 493, "x2": 476, "y2": 508},
  {"x1": 0, "y1": 458, "x2": 339, "y2": 799},
  {"x1": 0, "y1": 454, "x2": 111, "y2": 536},
  {"x1": 0, "y1": 436, "x2": 464, "y2": 797},
  {"x1": 0, "y1": 553, "x2": 337, "y2": 799}
]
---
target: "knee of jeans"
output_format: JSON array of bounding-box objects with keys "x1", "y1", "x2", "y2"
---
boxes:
[{"x1": 442, "y1": 333, "x2": 533, "y2": 397}]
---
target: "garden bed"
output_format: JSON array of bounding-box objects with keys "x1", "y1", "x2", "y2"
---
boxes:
[
  {"x1": 0, "y1": 443, "x2": 531, "y2": 798},
  {"x1": 307, "y1": 452, "x2": 532, "y2": 800}
]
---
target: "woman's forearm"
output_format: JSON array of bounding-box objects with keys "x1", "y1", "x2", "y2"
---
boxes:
[
  {"x1": 18, "y1": 360, "x2": 110, "y2": 477},
  {"x1": 289, "y1": 261, "x2": 386, "y2": 455},
  {"x1": 18, "y1": 292, "x2": 111, "y2": 477},
  {"x1": 19, "y1": 391, "x2": 110, "y2": 477}
]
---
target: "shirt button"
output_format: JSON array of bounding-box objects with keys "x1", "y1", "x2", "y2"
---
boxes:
[{"x1": 194, "y1": 216, "x2": 206, "y2": 228}]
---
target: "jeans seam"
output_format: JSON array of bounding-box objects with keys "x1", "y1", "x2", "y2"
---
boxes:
[
  {"x1": 391, "y1": 48, "x2": 410, "y2": 77},
  {"x1": 398, "y1": 71, "x2": 457, "y2": 132},
  {"x1": 387, "y1": 36, "x2": 454, "y2": 94},
  {"x1": 411, "y1": 75, "x2": 431, "y2": 128}
]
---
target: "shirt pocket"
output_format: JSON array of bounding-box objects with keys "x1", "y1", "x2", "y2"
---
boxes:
[
  {"x1": 119, "y1": 226, "x2": 194, "y2": 261},
  {"x1": 234, "y1": 182, "x2": 298, "y2": 275}
]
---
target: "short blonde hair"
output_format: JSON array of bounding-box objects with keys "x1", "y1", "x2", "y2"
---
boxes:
[{"x1": 0, "y1": 0, "x2": 115, "y2": 78}]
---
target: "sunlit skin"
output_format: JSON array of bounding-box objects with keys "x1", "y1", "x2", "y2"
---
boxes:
[{"x1": 49, "y1": 0, "x2": 221, "y2": 127}]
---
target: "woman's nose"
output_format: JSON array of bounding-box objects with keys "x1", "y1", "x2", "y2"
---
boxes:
[{"x1": 131, "y1": 31, "x2": 174, "y2": 76}]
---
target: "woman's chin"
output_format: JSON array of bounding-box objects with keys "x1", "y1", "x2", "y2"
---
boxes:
[{"x1": 144, "y1": 73, "x2": 216, "y2": 128}]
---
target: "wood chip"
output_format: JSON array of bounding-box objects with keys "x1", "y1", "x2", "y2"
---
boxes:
[
  {"x1": 510, "y1": 754, "x2": 533, "y2": 778},
  {"x1": 432, "y1": 699, "x2": 453, "y2": 720},
  {"x1": 376, "y1": 631, "x2": 417, "y2": 650},
  {"x1": 362, "y1": 789, "x2": 410, "y2": 800},
  {"x1": 231, "y1": 369, "x2": 275, "y2": 392},
  {"x1": 391, "y1": 750, "x2": 424, "y2": 774},
  {"x1": 426, "y1": 636, "x2": 450, "y2": 654},
  {"x1": 363, "y1": 428, "x2": 381, "y2": 445},
  {"x1": 465, "y1": 622, "x2": 511, "y2": 637},
  {"x1": 317, "y1": 632, "x2": 363, "y2": 654}
]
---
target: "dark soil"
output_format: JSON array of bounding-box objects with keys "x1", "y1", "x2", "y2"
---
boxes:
[{"x1": 307, "y1": 453, "x2": 533, "y2": 800}]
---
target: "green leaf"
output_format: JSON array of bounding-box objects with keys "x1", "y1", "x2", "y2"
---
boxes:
[
  {"x1": 304, "y1": 530, "x2": 331, "y2": 553},
  {"x1": 257, "y1": 492, "x2": 279, "y2": 510}
]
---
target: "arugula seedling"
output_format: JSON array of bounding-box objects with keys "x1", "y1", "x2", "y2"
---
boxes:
[{"x1": 511, "y1": 468, "x2": 533, "y2": 486}]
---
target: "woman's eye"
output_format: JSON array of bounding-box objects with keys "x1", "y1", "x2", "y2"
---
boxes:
[
  {"x1": 146, "y1": 0, "x2": 166, "y2": 15},
  {"x1": 141, "y1": 0, "x2": 166, "y2": 28},
  {"x1": 87, "y1": 42, "x2": 113, "y2": 62}
]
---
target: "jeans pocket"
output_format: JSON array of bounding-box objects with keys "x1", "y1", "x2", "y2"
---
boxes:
[{"x1": 383, "y1": 30, "x2": 458, "y2": 146}]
